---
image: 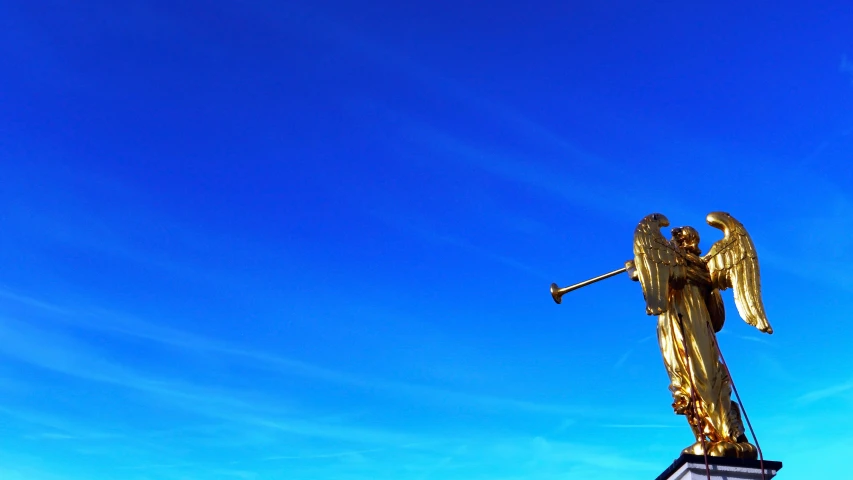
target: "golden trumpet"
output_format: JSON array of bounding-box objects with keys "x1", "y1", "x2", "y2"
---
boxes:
[{"x1": 550, "y1": 267, "x2": 628, "y2": 304}]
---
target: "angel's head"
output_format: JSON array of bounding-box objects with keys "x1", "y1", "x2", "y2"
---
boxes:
[{"x1": 671, "y1": 226, "x2": 701, "y2": 255}]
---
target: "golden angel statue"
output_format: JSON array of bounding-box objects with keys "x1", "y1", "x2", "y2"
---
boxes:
[{"x1": 551, "y1": 212, "x2": 773, "y2": 459}]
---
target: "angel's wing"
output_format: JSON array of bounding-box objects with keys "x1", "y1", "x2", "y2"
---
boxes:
[
  {"x1": 703, "y1": 212, "x2": 773, "y2": 334},
  {"x1": 633, "y1": 213, "x2": 684, "y2": 316}
]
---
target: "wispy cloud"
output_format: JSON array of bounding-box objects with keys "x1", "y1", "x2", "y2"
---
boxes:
[
  {"x1": 399, "y1": 124, "x2": 706, "y2": 226},
  {"x1": 733, "y1": 334, "x2": 772, "y2": 345},
  {"x1": 262, "y1": 447, "x2": 387, "y2": 461},
  {"x1": 600, "y1": 423, "x2": 678, "y2": 429},
  {"x1": 841, "y1": 54, "x2": 853, "y2": 86},
  {"x1": 0, "y1": 404, "x2": 125, "y2": 441},
  {"x1": 0, "y1": 286, "x2": 689, "y2": 480},
  {"x1": 613, "y1": 334, "x2": 655, "y2": 369},
  {"x1": 796, "y1": 381, "x2": 853, "y2": 404},
  {"x1": 270, "y1": 4, "x2": 598, "y2": 163},
  {"x1": 0, "y1": 288, "x2": 602, "y2": 420},
  {"x1": 371, "y1": 211, "x2": 552, "y2": 281},
  {"x1": 0, "y1": 314, "x2": 426, "y2": 450},
  {"x1": 613, "y1": 349, "x2": 634, "y2": 370},
  {"x1": 527, "y1": 436, "x2": 661, "y2": 472},
  {"x1": 403, "y1": 127, "x2": 634, "y2": 220}
]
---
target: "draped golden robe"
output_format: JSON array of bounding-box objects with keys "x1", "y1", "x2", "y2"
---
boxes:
[{"x1": 656, "y1": 252, "x2": 755, "y2": 458}]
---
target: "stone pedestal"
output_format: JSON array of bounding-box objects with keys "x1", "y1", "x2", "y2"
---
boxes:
[{"x1": 655, "y1": 454, "x2": 782, "y2": 480}]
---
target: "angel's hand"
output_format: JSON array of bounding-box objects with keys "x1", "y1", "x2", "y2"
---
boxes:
[{"x1": 625, "y1": 260, "x2": 639, "y2": 281}]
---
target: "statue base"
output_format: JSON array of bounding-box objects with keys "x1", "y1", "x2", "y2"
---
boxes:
[{"x1": 655, "y1": 454, "x2": 782, "y2": 480}]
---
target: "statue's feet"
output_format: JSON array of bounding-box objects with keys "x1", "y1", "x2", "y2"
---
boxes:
[
  {"x1": 708, "y1": 441, "x2": 758, "y2": 460},
  {"x1": 682, "y1": 440, "x2": 758, "y2": 459},
  {"x1": 681, "y1": 440, "x2": 706, "y2": 456}
]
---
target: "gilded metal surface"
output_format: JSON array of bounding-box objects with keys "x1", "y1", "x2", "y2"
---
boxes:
[
  {"x1": 551, "y1": 212, "x2": 773, "y2": 459},
  {"x1": 550, "y1": 267, "x2": 627, "y2": 304}
]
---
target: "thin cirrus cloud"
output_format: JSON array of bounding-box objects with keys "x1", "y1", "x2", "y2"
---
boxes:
[
  {"x1": 0, "y1": 314, "x2": 416, "y2": 449},
  {"x1": 795, "y1": 381, "x2": 853, "y2": 405},
  {"x1": 0, "y1": 288, "x2": 605, "y2": 418},
  {"x1": 0, "y1": 284, "x2": 684, "y2": 480},
  {"x1": 395, "y1": 122, "x2": 705, "y2": 224}
]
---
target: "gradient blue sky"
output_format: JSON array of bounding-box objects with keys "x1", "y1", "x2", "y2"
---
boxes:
[{"x1": 1, "y1": 1, "x2": 852, "y2": 479}]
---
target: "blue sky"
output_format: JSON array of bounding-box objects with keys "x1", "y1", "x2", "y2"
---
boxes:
[{"x1": 1, "y1": 1, "x2": 852, "y2": 479}]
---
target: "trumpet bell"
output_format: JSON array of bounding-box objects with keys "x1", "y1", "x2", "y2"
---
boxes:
[{"x1": 550, "y1": 283, "x2": 565, "y2": 304}]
